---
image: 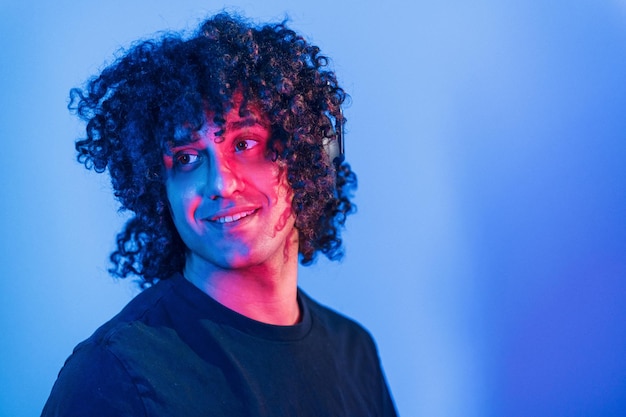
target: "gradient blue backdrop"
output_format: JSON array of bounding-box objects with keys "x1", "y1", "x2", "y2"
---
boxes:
[{"x1": 2, "y1": 1, "x2": 626, "y2": 416}]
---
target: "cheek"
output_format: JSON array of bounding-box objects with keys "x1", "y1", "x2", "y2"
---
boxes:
[
  {"x1": 163, "y1": 154, "x2": 174, "y2": 170},
  {"x1": 262, "y1": 166, "x2": 295, "y2": 223},
  {"x1": 252, "y1": 164, "x2": 289, "y2": 199},
  {"x1": 166, "y1": 180, "x2": 201, "y2": 223},
  {"x1": 275, "y1": 168, "x2": 293, "y2": 204},
  {"x1": 183, "y1": 195, "x2": 202, "y2": 221}
]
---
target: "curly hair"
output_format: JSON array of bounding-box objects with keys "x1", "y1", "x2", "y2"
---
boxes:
[{"x1": 70, "y1": 12, "x2": 357, "y2": 286}]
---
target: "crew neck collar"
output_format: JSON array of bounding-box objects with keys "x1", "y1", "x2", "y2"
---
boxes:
[{"x1": 167, "y1": 273, "x2": 313, "y2": 342}]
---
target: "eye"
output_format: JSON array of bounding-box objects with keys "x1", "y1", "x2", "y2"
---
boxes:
[
  {"x1": 174, "y1": 150, "x2": 200, "y2": 166},
  {"x1": 234, "y1": 139, "x2": 259, "y2": 153}
]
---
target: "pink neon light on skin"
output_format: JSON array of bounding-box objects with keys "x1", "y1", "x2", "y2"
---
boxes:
[{"x1": 163, "y1": 96, "x2": 299, "y2": 325}]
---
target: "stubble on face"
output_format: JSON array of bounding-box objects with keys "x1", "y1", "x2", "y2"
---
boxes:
[{"x1": 163, "y1": 102, "x2": 299, "y2": 276}]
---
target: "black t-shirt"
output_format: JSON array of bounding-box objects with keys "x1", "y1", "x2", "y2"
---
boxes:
[{"x1": 42, "y1": 273, "x2": 397, "y2": 416}]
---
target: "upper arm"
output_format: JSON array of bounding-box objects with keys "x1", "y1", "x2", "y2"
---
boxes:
[{"x1": 41, "y1": 342, "x2": 145, "y2": 417}]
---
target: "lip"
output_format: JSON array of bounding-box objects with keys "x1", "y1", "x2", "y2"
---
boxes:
[{"x1": 204, "y1": 207, "x2": 259, "y2": 225}]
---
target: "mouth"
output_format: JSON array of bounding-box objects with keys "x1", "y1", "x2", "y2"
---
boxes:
[{"x1": 210, "y1": 209, "x2": 257, "y2": 224}]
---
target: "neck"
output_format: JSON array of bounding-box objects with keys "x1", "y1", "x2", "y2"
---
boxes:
[{"x1": 183, "y1": 230, "x2": 300, "y2": 326}]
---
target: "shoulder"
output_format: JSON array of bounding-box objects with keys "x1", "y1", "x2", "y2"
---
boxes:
[
  {"x1": 83, "y1": 277, "x2": 176, "y2": 346},
  {"x1": 299, "y1": 290, "x2": 377, "y2": 351},
  {"x1": 298, "y1": 290, "x2": 398, "y2": 415},
  {"x1": 42, "y1": 278, "x2": 181, "y2": 416},
  {"x1": 41, "y1": 337, "x2": 145, "y2": 416}
]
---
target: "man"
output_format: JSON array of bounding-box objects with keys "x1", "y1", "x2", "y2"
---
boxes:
[{"x1": 42, "y1": 12, "x2": 397, "y2": 416}]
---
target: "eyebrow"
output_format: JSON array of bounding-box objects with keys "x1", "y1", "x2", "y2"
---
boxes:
[
  {"x1": 167, "y1": 135, "x2": 200, "y2": 149},
  {"x1": 225, "y1": 115, "x2": 269, "y2": 131},
  {"x1": 167, "y1": 114, "x2": 269, "y2": 149}
]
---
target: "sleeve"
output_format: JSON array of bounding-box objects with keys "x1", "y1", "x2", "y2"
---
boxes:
[
  {"x1": 345, "y1": 320, "x2": 399, "y2": 416},
  {"x1": 379, "y1": 369, "x2": 399, "y2": 417},
  {"x1": 364, "y1": 330, "x2": 399, "y2": 417},
  {"x1": 41, "y1": 341, "x2": 146, "y2": 417}
]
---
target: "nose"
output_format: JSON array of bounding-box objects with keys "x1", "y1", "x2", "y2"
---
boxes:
[{"x1": 205, "y1": 152, "x2": 242, "y2": 200}]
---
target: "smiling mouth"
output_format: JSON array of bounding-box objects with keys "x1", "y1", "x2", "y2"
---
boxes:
[{"x1": 212, "y1": 209, "x2": 257, "y2": 224}]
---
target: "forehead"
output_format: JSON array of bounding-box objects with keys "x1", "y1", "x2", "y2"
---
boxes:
[
  {"x1": 202, "y1": 104, "x2": 270, "y2": 139},
  {"x1": 169, "y1": 99, "x2": 270, "y2": 146},
  {"x1": 222, "y1": 91, "x2": 269, "y2": 127},
  {"x1": 221, "y1": 106, "x2": 269, "y2": 132}
]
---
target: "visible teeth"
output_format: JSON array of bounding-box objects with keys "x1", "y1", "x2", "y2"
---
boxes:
[{"x1": 216, "y1": 210, "x2": 254, "y2": 223}]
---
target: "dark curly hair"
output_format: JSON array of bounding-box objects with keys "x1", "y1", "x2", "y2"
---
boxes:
[{"x1": 70, "y1": 12, "x2": 357, "y2": 286}]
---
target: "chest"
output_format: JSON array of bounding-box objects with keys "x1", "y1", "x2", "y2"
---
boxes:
[{"x1": 117, "y1": 323, "x2": 381, "y2": 417}]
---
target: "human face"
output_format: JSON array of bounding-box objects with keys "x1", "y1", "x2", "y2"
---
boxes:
[{"x1": 163, "y1": 104, "x2": 296, "y2": 272}]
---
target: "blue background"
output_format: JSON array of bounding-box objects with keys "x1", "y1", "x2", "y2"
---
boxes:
[{"x1": 2, "y1": 1, "x2": 626, "y2": 416}]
